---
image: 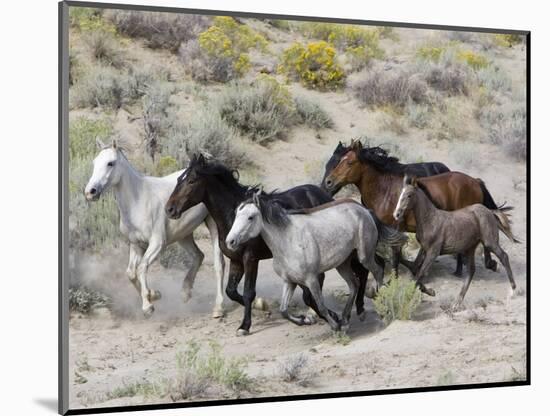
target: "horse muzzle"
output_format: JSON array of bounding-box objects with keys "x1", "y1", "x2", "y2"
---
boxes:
[
  {"x1": 84, "y1": 187, "x2": 101, "y2": 201},
  {"x1": 165, "y1": 203, "x2": 183, "y2": 220}
]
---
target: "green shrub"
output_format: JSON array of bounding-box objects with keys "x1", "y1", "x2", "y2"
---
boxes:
[
  {"x1": 106, "y1": 10, "x2": 209, "y2": 51},
  {"x1": 69, "y1": 117, "x2": 113, "y2": 160},
  {"x1": 162, "y1": 106, "x2": 244, "y2": 169},
  {"x1": 215, "y1": 76, "x2": 296, "y2": 143},
  {"x1": 494, "y1": 33, "x2": 524, "y2": 48},
  {"x1": 69, "y1": 118, "x2": 120, "y2": 252},
  {"x1": 294, "y1": 96, "x2": 333, "y2": 129},
  {"x1": 417, "y1": 45, "x2": 446, "y2": 61},
  {"x1": 69, "y1": 7, "x2": 117, "y2": 34},
  {"x1": 279, "y1": 41, "x2": 345, "y2": 90},
  {"x1": 373, "y1": 277, "x2": 422, "y2": 324},
  {"x1": 69, "y1": 285, "x2": 111, "y2": 314},
  {"x1": 476, "y1": 66, "x2": 512, "y2": 94},
  {"x1": 70, "y1": 66, "x2": 129, "y2": 110}
]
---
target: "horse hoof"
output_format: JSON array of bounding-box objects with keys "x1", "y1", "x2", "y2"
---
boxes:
[
  {"x1": 487, "y1": 260, "x2": 498, "y2": 272},
  {"x1": 425, "y1": 287, "x2": 436, "y2": 297},
  {"x1": 358, "y1": 311, "x2": 367, "y2": 322},
  {"x1": 150, "y1": 290, "x2": 162, "y2": 301},
  {"x1": 181, "y1": 290, "x2": 192, "y2": 303},
  {"x1": 303, "y1": 315, "x2": 316, "y2": 325},
  {"x1": 211, "y1": 308, "x2": 224, "y2": 319},
  {"x1": 143, "y1": 305, "x2": 155, "y2": 318},
  {"x1": 453, "y1": 271, "x2": 463, "y2": 278},
  {"x1": 236, "y1": 328, "x2": 249, "y2": 337}
]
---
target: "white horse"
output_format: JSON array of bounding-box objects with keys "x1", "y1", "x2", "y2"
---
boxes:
[
  {"x1": 84, "y1": 139, "x2": 225, "y2": 317},
  {"x1": 226, "y1": 190, "x2": 405, "y2": 332}
]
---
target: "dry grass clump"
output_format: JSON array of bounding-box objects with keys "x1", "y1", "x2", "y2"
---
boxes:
[
  {"x1": 82, "y1": 30, "x2": 126, "y2": 69},
  {"x1": 479, "y1": 101, "x2": 526, "y2": 161},
  {"x1": 106, "y1": 10, "x2": 209, "y2": 52},
  {"x1": 349, "y1": 67, "x2": 429, "y2": 108},
  {"x1": 277, "y1": 353, "x2": 316, "y2": 386}
]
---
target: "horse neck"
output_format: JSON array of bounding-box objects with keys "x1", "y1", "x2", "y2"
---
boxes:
[
  {"x1": 259, "y1": 221, "x2": 288, "y2": 258},
  {"x1": 358, "y1": 166, "x2": 400, "y2": 211},
  {"x1": 112, "y1": 156, "x2": 145, "y2": 218},
  {"x1": 203, "y1": 177, "x2": 247, "y2": 240},
  {"x1": 412, "y1": 188, "x2": 438, "y2": 230}
]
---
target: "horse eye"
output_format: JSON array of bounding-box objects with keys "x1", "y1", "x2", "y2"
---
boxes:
[
  {"x1": 248, "y1": 216, "x2": 253, "y2": 221},
  {"x1": 347, "y1": 161, "x2": 353, "y2": 166},
  {"x1": 107, "y1": 161, "x2": 115, "y2": 167}
]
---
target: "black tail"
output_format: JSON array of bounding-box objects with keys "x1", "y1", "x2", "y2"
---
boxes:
[{"x1": 479, "y1": 179, "x2": 513, "y2": 212}]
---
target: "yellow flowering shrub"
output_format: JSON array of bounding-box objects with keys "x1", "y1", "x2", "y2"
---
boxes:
[
  {"x1": 69, "y1": 7, "x2": 117, "y2": 34},
  {"x1": 279, "y1": 41, "x2": 345, "y2": 90},
  {"x1": 457, "y1": 50, "x2": 489, "y2": 70},
  {"x1": 301, "y1": 22, "x2": 383, "y2": 70},
  {"x1": 197, "y1": 16, "x2": 267, "y2": 78},
  {"x1": 494, "y1": 33, "x2": 524, "y2": 48},
  {"x1": 417, "y1": 46, "x2": 446, "y2": 61}
]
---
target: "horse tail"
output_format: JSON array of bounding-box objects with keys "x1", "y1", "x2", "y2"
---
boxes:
[
  {"x1": 492, "y1": 209, "x2": 521, "y2": 244},
  {"x1": 371, "y1": 214, "x2": 408, "y2": 247},
  {"x1": 478, "y1": 179, "x2": 514, "y2": 212}
]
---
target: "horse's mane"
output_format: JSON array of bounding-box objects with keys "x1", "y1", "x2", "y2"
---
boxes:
[
  {"x1": 242, "y1": 191, "x2": 291, "y2": 227},
  {"x1": 189, "y1": 155, "x2": 251, "y2": 196},
  {"x1": 357, "y1": 146, "x2": 406, "y2": 175}
]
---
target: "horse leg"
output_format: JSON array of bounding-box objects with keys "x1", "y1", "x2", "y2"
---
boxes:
[
  {"x1": 136, "y1": 239, "x2": 164, "y2": 317},
  {"x1": 453, "y1": 249, "x2": 476, "y2": 310},
  {"x1": 205, "y1": 215, "x2": 225, "y2": 318},
  {"x1": 490, "y1": 244, "x2": 517, "y2": 293},
  {"x1": 301, "y1": 273, "x2": 324, "y2": 321},
  {"x1": 414, "y1": 247, "x2": 440, "y2": 297},
  {"x1": 304, "y1": 274, "x2": 341, "y2": 332},
  {"x1": 280, "y1": 281, "x2": 316, "y2": 326},
  {"x1": 483, "y1": 246, "x2": 498, "y2": 272},
  {"x1": 225, "y1": 261, "x2": 245, "y2": 306},
  {"x1": 391, "y1": 245, "x2": 400, "y2": 277},
  {"x1": 236, "y1": 254, "x2": 259, "y2": 336},
  {"x1": 350, "y1": 257, "x2": 368, "y2": 318},
  {"x1": 126, "y1": 243, "x2": 144, "y2": 294},
  {"x1": 454, "y1": 253, "x2": 464, "y2": 277},
  {"x1": 178, "y1": 236, "x2": 204, "y2": 303},
  {"x1": 336, "y1": 260, "x2": 359, "y2": 330},
  {"x1": 396, "y1": 246, "x2": 417, "y2": 275}
]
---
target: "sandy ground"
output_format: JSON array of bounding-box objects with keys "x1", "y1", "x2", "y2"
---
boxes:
[
  {"x1": 67, "y1": 26, "x2": 527, "y2": 409},
  {"x1": 68, "y1": 124, "x2": 528, "y2": 409}
]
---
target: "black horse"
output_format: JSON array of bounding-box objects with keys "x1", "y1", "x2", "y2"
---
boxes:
[
  {"x1": 165, "y1": 154, "x2": 378, "y2": 335},
  {"x1": 321, "y1": 141, "x2": 450, "y2": 196}
]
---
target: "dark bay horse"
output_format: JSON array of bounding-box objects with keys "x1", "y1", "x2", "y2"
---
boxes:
[
  {"x1": 164, "y1": 154, "x2": 377, "y2": 335},
  {"x1": 322, "y1": 140, "x2": 508, "y2": 276},
  {"x1": 393, "y1": 175, "x2": 519, "y2": 306}
]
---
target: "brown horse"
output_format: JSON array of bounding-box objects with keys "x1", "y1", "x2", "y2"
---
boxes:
[{"x1": 322, "y1": 140, "x2": 509, "y2": 276}]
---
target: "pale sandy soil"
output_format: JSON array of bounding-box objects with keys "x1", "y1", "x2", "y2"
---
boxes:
[{"x1": 68, "y1": 25, "x2": 527, "y2": 410}]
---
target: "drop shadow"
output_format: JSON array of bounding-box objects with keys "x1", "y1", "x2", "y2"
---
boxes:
[{"x1": 33, "y1": 398, "x2": 58, "y2": 413}]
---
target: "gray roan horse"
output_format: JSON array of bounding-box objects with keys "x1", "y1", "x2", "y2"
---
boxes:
[
  {"x1": 393, "y1": 175, "x2": 520, "y2": 309},
  {"x1": 226, "y1": 190, "x2": 406, "y2": 332}
]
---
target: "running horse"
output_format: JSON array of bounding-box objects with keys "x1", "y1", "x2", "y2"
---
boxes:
[{"x1": 322, "y1": 140, "x2": 508, "y2": 276}]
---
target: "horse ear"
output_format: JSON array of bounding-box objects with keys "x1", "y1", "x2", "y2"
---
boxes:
[
  {"x1": 411, "y1": 176, "x2": 418, "y2": 187},
  {"x1": 197, "y1": 153, "x2": 206, "y2": 165},
  {"x1": 351, "y1": 140, "x2": 362, "y2": 151},
  {"x1": 112, "y1": 138, "x2": 118, "y2": 149},
  {"x1": 96, "y1": 137, "x2": 106, "y2": 149},
  {"x1": 404, "y1": 174, "x2": 411, "y2": 185}
]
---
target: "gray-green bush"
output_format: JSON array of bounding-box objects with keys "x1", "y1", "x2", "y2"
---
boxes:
[
  {"x1": 480, "y1": 101, "x2": 526, "y2": 161},
  {"x1": 215, "y1": 79, "x2": 296, "y2": 143},
  {"x1": 70, "y1": 66, "x2": 129, "y2": 110},
  {"x1": 294, "y1": 96, "x2": 334, "y2": 129},
  {"x1": 415, "y1": 52, "x2": 472, "y2": 95},
  {"x1": 69, "y1": 285, "x2": 111, "y2": 314},
  {"x1": 373, "y1": 277, "x2": 422, "y2": 324},
  {"x1": 179, "y1": 39, "x2": 238, "y2": 83},
  {"x1": 82, "y1": 30, "x2": 126, "y2": 68}
]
